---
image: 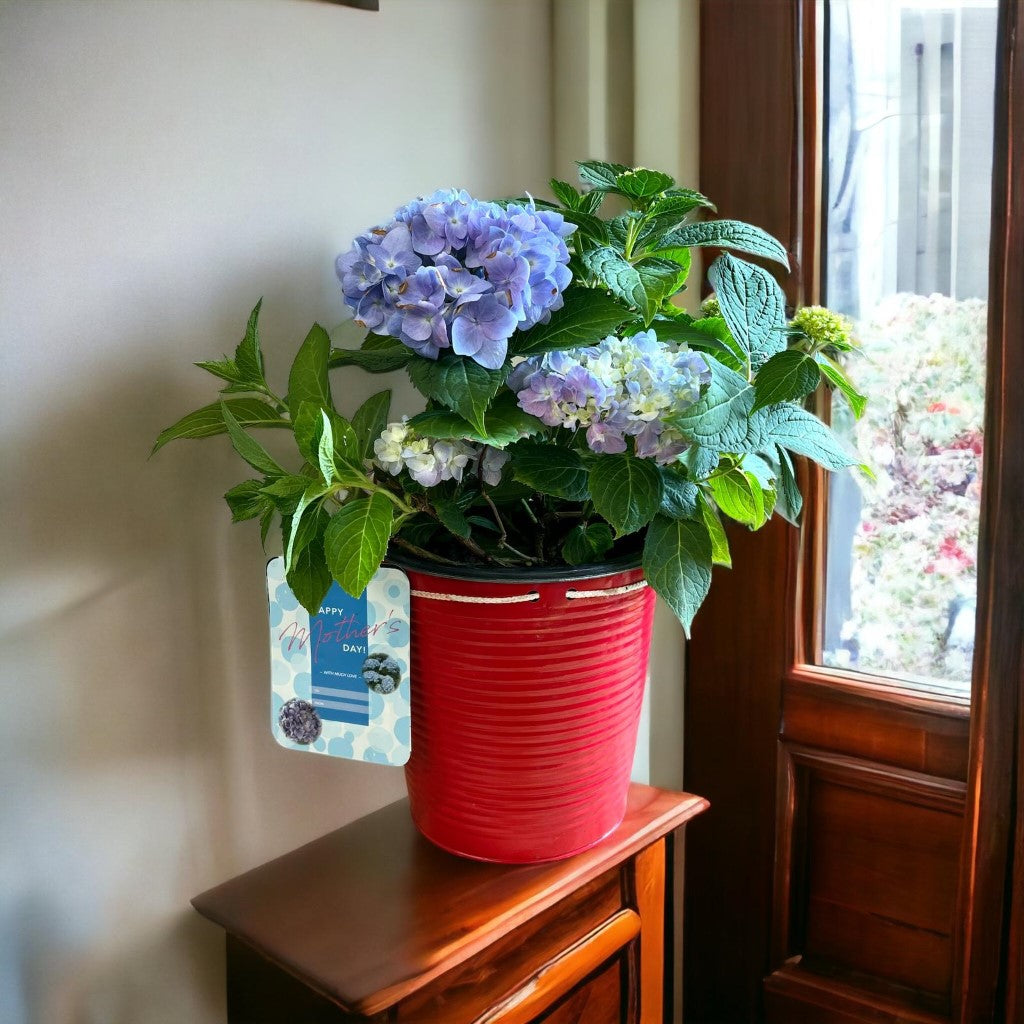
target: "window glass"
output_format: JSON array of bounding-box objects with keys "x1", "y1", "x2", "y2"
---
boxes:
[{"x1": 822, "y1": 0, "x2": 996, "y2": 694}]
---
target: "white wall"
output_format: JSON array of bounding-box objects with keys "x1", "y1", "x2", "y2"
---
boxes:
[{"x1": 0, "y1": 2, "x2": 552, "y2": 1022}]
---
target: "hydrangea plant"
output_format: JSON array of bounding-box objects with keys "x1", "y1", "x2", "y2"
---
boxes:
[{"x1": 154, "y1": 161, "x2": 867, "y2": 635}]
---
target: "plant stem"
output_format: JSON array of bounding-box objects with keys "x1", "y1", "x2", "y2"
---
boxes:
[{"x1": 390, "y1": 537, "x2": 460, "y2": 566}]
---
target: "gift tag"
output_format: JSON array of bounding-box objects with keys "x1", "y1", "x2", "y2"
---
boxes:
[{"x1": 267, "y1": 557, "x2": 411, "y2": 765}]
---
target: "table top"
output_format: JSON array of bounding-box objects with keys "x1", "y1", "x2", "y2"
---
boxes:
[{"x1": 192, "y1": 783, "x2": 708, "y2": 1016}]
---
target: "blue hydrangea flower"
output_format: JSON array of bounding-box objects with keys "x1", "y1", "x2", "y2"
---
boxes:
[
  {"x1": 512, "y1": 329, "x2": 712, "y2": 463},
  {"x1": 337, "y1": 190, "x2": 575, "y2": 368}
]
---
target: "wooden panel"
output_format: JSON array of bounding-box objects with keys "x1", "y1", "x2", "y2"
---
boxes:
[
  {"x1": 532, "y1": 959, "x2": 624, "y2": 1024},
  {"x1": 765, "y1": 963, "x2": 951, "y2": 1024},
  {"x1": 398, "y1": 869, "x2": 624, "y2": 1023},
  {"x1": 775, "y1": 747, "x2": 964, "y2": 1013},
  {"x1": 784, "y1": 674, "x2": 969, "y2": 779}
]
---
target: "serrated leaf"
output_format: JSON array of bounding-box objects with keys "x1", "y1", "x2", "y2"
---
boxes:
[
  {"x1": 329, "y1": 339, "x2": 414, "y2": 373},
  {"x1": 220, "y1": 402, "x2": 286, "y2": 477},
  {"x1": 576, "y1": 159, "x2": 631, "y2": 190},
  {"x1": 659, "y1": 471, "x2": 699, "y2": 520},
  {"x1": 286, "y1": 537, "x2": 332, "y2": 615},
  {"x1": 815, "y1": 353, "x2": 868, "y2": 419},
  {"x1": 578, "y1": 188, "x2": 605, "y2": 215},
  {"x1": 697, "y1": 491, "x2": 731, "y2": 567},
  {"x1": 562, "y1": 522, "x2": 614, "y2": 565},
  {"x1": 589, "y1": 454, "x2": 663, "y2": 537},
  {"x1": 318, "y1": 410, "x2": 337, "y2": 485},
  {"x1": 511, "y1": 287, "x2": 627, "y2": 355},
  {"x1": 194, "y1": 357, "x2": 243, "y2": 387},
  {"x1": 636, "y1": 193, "x2": 716, "y2": 249},
  {"x1": 759, "y1": 403, "x2": 862, "y2": 471},
  {"x1": 287, "y1": 323, "x2": 332, "y2": 419},
  {"x1": 152, "y1": 397, "x2": 288, "y2": 454},
  {"x1": 672, "y1": 356, "x2": 756, "y2": 451},
  {"x1": 660, "y1": 219, "x2": 790, "y2": 268},
  {"x1": 235, "y1": 299, "x2": 264, "y2": 384},
  {"x1": 408, "y1": 393, "x2": 542, "y2": 448},
  {"x1": 615, "y1": 167, "x2": 675, "y2": 199},
  {"x1": 323, "y1": 493, "x2": 393, "y2": 598},
  {"x1": 285, "y1": 482, "x2": 329, "y2": 571},
  {"x1": 708, "y1": 253, "x2": 786, "y2": 366},
  {"x1": 709, "y1": 468, "x2": 767, "y2": 528},
  {"x1": 560, "y1": 210, "x2": 608, "y2": 245},
  {"x1": 351, "y1": 390, "x2": 391, "y2": 461},
  {"x1": 260, "y1": 474, "x2": 310, "y2": 513},
  {"x1": 224, "y1": 479, "x2": 271, "y2": 523},
  {"x1": 582, "y1": 247, "x2": 647, "y2": 314},
  {"x1": 752, "y1": 349, "x2": 821, "y2": 412},
  {"x1": 679, "y1": 444, "x2": 720, "y2": 481},
  {"x1": 511, "y1": 444, "x2": 589, "y2": 501},
  {"x1": 773, "y1": 444, "x2": 803, "y2": 525},
  {"x1": 642, "y1": 515, "x2": 713, "y2": 637},
  {"x1": 651, "y1": 316, "x2": 746, "y2": 373},
  {"x1": 635, "y1": 258, "x2": 685, "y2": 322},
  {"x1": 550, "y1": 178, "x2": 583, "y2": 209},
  {"x1": 259, "y1": 505, "x2": 276, "y2": 549},
  {"x1": 406, "y1": 352, "x2": 508, "y2": 435},
  {"x1": 432, "y1": 496, "x2": 471, "y2": 539}
]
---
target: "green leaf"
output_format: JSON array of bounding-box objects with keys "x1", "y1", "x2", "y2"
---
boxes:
[
  {"x1": 752, "y1": 349, "x2": 821, "y2": 412},
  {"x1": 672, "y1": 356, "x2": 756, "y2": 451},
  {"x1": 560, "y1": 210, "x2": 608, "y2": 245},
  {"x1": 635, "y1": 258, "x2": 685, "y2": 321},
  {"x1": 406, "y1": 352, "x2": 509, "y2": 435},
  {"x1": 317, "y1": 410, "x2": 337, "y2": 485},
  {"x1": 329, "y1": 336, "x2": 414, "y2": 373},
  {"x1": 636, "y1": 192, "x2": 716, "y2": 249},
  {"x1": 511, "y1": 287, "x2": 628, "y2": 355},
  {"x1": 260, "y1": 474, "x2": 310, "y2": 513},
  {"x1": 323, "y1": 492, "x2": 394, "y2": 598},
  {"x1": 292, "y1": 402, "x2": 323, "y2": 464},
  {"x1": 659, "y1": 470, "x2": 699, "y2": 520},
  {"x1": 707, "y1": 253, "x2": 786, "y2": 366},
  {"x1": 679, "y1": 444, "x2": 720, "y2": 482},
  {"x1": 351, "y1": 390, "x2": 392, "y2": 461},
  {"x1": 615, "y1": 167, "x2": 675, "y2": 199},
  {"x1": 814, "y1": 353, "x2": 868, "y2": 419},
  {"x1": 220, "y1": 402, "x2": 286, "y2": 477},
  {"x1": 576, "y1": 159, "x2": 631, "y2": 190},
  {"x1": 709, "y1": 467, "x2": 767, "y2": 528},
  {"x1": 550, "y1": 178, "x2": 583, "y2": 209},
  {"x1": 511, "y1": 444, "x2": 589, "y2": 501},
  {"x1": 259, "y1": 505, "x2": 276, "y2": 549},
  {"x1": 651, "y1": 315, "x2": 747, "y2": 373},
  {"x1": 760, "y1": 403, "x2": 862, "y2": 471},
  {"x1": 562, "y1": 522, "x2": 614, "y2": 565},
  {"x1": 431, "y1": 496, "x2": 471, "y2": 539},
  {"x1": 589, "y1": 454, "x2": 663, "y2": 537},
  {"x1": 773, "y1": 445, "x2": 803, "y2": 525},
  {"x1": 642, "y1": 516, "x2": 713, "y2": 637},
  {"x1": 224, "y1": 479, "x2": 271, "y2": 523},
  {"x1": 287, "y1": 324, "x2": 333, "y2": 420},
  {"x1": 697, "y1": 491, "x2": 731, "y2": 567},
  {"x1": 578, "y1": 188, "x2": 605, "y2": 215},
  {"x1": 152, "y1": 397, "x2": 288, "y2": 454},
  {"x1": 660, "y1": 219, "x2": 790, "y2": 268},
  {"x1": 234, "y1": 299, "x2": 265, "y2": 384},
  {"x1": 286, "y1": 537, "x2": 332, "y2": 616},
  {"x1": 285, "y1": 481, "x2": 329, "y2": 570},
  {"x1": 582, "y1": 247, "x2": 647, "y2": 314},
  {"x1": 408, "y1": 392, "x2": 543, "y2": 448}
]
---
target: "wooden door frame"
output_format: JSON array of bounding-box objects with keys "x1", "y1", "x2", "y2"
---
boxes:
[{"x1": 687, "y1": 1, "x2": 1023, "y2": 1020}]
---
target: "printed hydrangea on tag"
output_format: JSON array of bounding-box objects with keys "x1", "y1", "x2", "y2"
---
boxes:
[{"x1": 267, "y1": 558, "x2": 411, "y2": 766}]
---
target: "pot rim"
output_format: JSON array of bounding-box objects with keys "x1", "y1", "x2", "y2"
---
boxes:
[{"x1": 384, "y1": 548, "x2": 644, "y2": 584}]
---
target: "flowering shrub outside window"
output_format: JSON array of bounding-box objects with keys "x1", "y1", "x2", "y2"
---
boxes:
[{"x1": 824, "y1": 293, "x2": 985, "y2": 688}]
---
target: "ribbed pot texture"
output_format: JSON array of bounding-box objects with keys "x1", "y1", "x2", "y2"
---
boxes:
[{"x1": 399, "y1": 559, "x2": 657, "y2": 863}]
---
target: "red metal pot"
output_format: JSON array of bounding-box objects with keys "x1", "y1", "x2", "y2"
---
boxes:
[{"x1": 394, "y1": 555, "x2": 657, "y2": 863}]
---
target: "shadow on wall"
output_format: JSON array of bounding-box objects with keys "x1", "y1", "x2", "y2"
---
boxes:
[{"x1": 0, "y1": 288, "x2": 409, "y2": 1022}]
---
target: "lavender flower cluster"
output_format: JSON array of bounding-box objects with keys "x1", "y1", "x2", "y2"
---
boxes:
[
  {"x1": 373, "y1": 420, "x2": 510, "y2": 488},
  {"x1": 508, "y1": 329, "x2": 712, "y2": 463},
  {"x1": 336, "y1": 190, "x2": 575, "y2": 370}
]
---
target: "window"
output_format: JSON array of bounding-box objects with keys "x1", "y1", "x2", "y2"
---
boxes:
[{"x1": 821, "y1": 0, "x2": 997, "y2": 695}]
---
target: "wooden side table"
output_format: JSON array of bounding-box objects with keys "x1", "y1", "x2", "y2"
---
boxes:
[{"x1": 192, "y1": 783, "x2": 708, "y2": 1023}]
